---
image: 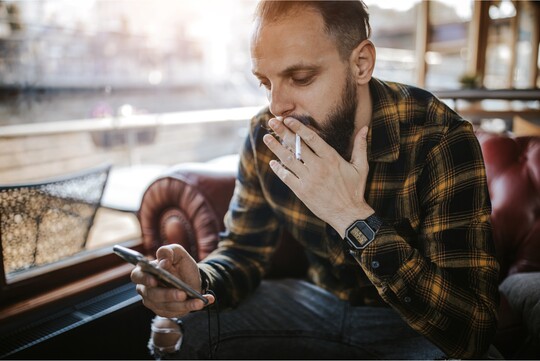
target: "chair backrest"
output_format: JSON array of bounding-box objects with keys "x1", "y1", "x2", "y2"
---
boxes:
[
  {"x1": 477, "y1": 132, "x2": 540, "y2": 281},
  {"x1": 0, "y1": 164, "x2": 111, "y2": 277}
]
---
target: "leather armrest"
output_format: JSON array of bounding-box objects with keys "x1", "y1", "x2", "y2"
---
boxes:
[{"x1": 138, "y1": 163, "x2": 236, "y2": 261}]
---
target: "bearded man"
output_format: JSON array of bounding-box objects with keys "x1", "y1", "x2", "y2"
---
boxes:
[{"x1": 132, "y1": 1, "x2": 500, "y2": 359}]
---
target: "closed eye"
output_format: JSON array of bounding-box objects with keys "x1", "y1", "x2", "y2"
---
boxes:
[{"x1": 291, "y1": 75, "x2": 315, "y2": 86}]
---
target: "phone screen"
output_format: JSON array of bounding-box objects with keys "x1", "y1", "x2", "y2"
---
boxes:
[{"x1": 113, "y1": 245, "x2": 208, "y2": 305}]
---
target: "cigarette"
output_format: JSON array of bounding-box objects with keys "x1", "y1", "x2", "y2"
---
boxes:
[{"x1": 295, "y1": 133, "x2": 301, "y2": 160}]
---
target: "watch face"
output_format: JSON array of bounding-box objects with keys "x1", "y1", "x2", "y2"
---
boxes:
[{"x1": 345, "y1": 221, "x2": 375, "y2": 250}]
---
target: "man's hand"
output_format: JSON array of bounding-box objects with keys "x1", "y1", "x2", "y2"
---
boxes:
[
  {"x1": 263, "y1": 116, "x2": 374, "y2": 237},
  {"x1": 131, "y1": 244, "x2": 215, "y2": 318}
]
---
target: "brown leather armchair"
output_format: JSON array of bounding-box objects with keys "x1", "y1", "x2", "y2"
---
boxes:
[{"x1": 138, "y1": 133, "x2": 540, "y2": 359}]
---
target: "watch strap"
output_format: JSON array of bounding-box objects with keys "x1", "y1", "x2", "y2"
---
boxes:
[{"x1": 365, "y1": 213, "x2": 383, "y2": 233}]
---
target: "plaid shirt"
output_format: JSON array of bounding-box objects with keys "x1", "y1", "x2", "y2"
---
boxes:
[{"x1": 199, "y1": 78, "x2": 499, "y2": 358}]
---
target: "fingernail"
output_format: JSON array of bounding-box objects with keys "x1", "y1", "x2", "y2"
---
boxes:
[{"x1": 268, "y1": 118, "x2": 277, "y2": 128}]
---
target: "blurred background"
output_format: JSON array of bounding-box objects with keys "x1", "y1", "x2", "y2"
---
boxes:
[{"x1": 1, "y1": 0, "x2": 537, "y2": 126}]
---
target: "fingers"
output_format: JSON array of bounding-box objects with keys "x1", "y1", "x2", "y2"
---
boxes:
[
  {"x1": 264, "y1": 116, "x2": 317, "y2": 170},
  {"x1": 266, "y1": 117, "x2": 297, "y2": 152},
  {"x1": 131, "y1": 263, "x2": 159, "y2": 287},
  {"x1": 263, "y1": 116, "x2": 325, "y2": 190},
  {"x1": 282, "y1": 117, "x2": 333, "y2": 159},
  {"x1": 132, "y1": 244, "x2": 213, "y2": 318},
  {"x1": 264, "y1": 133, "x2": 303, "y2": 174},
  {"x1": 135, "y1": 284, "x2": 217, "y2": 318}
]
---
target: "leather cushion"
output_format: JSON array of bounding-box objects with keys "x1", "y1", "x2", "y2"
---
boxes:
[{"x1": 478, "y1": 134, "x2": 540, "y2": 279}]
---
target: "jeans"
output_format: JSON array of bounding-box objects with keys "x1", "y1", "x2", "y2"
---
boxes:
[{"x1": 175, "y1": 279, "x2": 446, "y2": 359}]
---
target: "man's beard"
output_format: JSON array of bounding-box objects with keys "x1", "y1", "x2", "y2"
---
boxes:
[{"x1": 293, "y1": 73, "x2": 358, "y2": 161}]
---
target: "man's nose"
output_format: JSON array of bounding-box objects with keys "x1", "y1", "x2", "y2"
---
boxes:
[{"x1": 268, "y1": 85, "x2": 294, "y2": 117}]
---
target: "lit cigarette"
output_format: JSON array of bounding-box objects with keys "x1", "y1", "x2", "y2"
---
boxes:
[{"x1": 295, "y1": 133, "x2": 301, "y2": 160}]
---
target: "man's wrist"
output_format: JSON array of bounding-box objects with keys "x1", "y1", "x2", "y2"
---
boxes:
[
  {"x1": 333, "y1": 206, "x2": 375, "y2": 238},
  {"x1": 343, "y1": 213, "x2": 383, "y2": 255}
]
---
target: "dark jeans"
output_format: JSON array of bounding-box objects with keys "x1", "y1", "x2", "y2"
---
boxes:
[{"x1": 177, "y1": 279, "x2": 446, "y2": 359}]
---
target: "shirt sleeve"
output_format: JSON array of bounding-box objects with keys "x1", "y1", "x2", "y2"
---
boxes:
[
  {"x1": 198, "y1": 115, "x2": 281, "y2": 308},
  {"x1": 352, "y1": 123, "x2": 500, "y2": 358}
]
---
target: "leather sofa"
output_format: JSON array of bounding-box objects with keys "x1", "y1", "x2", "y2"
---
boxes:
[{"x1": 138, "y1": 133, "x2": 540, "y2": 359}]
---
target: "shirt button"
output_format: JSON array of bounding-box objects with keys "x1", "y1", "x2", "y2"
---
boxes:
[
  {"x1": 403, "y1": 296, "x2": 412, "y2": 303},
  {"x1": 371, "y1": 260, "x2": 380, "y2": 269}
]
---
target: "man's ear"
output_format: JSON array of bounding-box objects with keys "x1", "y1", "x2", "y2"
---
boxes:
[{"x1": 349, "y1": 40, "x2": 376, "y2": 85}]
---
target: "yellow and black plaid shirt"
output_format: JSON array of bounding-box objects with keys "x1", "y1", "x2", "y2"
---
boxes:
[{"x1": 199, "y1": 78, "x2": 499, "y2": 358}]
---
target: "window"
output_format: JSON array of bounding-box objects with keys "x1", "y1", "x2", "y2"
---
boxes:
[
  {"x1": 484, "y1": 0, "x2": 517, "y2": 89},
  {"x1": 514, "y1": 1, "x2": 536, "y2": 88},
  {"x1": 366, "y1": 0, "x2": 420, "y2": 85},
  {"x1": 425, "y1": 0, "x2": 473, "y2": 90}
]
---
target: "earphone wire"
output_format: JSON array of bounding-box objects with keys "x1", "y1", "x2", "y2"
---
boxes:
[{"x1": 206, "y1": 290, "x2": 220, "y2": 359}]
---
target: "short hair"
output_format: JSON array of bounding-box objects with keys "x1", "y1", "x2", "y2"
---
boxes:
[{"x1": 254, "y1": 1, "x2": 371, "y2": 60}]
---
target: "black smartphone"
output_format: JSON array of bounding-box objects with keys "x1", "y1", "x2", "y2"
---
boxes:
[{"x1": 113, "y1": 245, "x2": 208, "y2": 305}]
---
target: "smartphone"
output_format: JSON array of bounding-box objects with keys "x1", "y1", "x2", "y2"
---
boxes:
[{"x1": 113, "y1": 245, "x2": 208, "y2": 305}]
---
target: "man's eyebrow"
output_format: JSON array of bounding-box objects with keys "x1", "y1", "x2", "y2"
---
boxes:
[
  {"x1": 252, "y1": 64, "x2": 321, "y2": 79},
  {"x1": 280, "y1": 64, "x2": 321, "y2": 76}
]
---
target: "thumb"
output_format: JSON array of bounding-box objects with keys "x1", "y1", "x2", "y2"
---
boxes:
[
  {"x1": 156, "y1": 244, "x2": 185, "y2": 269},
  {"x1": 156, "y1": 245, "x2": 175, "y2": 263},
  {"x1": 349, "y1": 126, "x2": 369, "y2": 167}
]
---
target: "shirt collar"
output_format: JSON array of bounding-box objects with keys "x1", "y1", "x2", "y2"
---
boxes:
[{"x1": 368, "y1": 78, "x2": 401, "y2": 163}]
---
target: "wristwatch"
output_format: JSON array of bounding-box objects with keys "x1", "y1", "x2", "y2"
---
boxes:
[{"x1": 344, "y1": 214, "x2": 383, "y2": 253}]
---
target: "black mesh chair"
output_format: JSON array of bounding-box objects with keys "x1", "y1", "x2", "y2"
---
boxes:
[{"x1": 0, "y1": 164, "x2": 111, "y2": 276}]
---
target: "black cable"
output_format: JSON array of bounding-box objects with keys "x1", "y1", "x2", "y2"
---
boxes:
[{"x1": 206, "y1": 290, "x2": 220, "y2": 359}]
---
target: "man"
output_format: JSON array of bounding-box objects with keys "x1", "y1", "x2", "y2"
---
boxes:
[{"x1": 132, "y1": 1, "x2": 500, "y2": 359}]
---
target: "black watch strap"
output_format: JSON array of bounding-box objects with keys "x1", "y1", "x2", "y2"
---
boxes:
[{"x1": 365, "y1": 213, "x2": 383, "y2": 233}]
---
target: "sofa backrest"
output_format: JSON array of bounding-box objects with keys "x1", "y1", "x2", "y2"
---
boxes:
[{"x1": 477, "y1": 132, "x2": 540, "y2": 281}]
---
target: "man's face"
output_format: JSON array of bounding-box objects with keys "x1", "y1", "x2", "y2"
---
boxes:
[{"x1": 251, "y1": 8, "x2": 359, "y2": 159}]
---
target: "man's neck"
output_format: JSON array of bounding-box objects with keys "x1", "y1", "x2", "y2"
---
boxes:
[{"x1": 352, "y1": 84, "x2": 373, "y2": 144}]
